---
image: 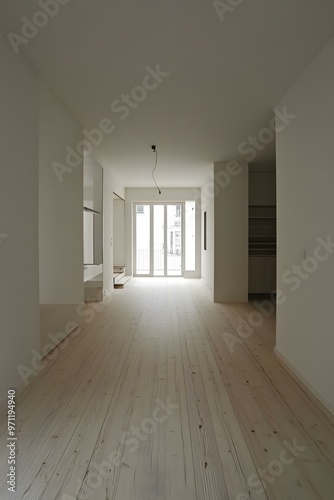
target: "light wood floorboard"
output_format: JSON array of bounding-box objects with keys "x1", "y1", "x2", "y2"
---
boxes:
[{"x1": 1, "y1": 279, "x2": 334, "y2": 499}]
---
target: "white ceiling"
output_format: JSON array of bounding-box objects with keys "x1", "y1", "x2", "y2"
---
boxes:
[{"x1": 1, "y1": 0, "x2": 334, "y2": 187}]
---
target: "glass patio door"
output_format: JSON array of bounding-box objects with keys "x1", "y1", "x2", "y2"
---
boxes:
[
  {"x1": 166, "y1": 204, "x2": 182, "y2": 276},
  {"x1": 134, "y1": 203, "x2": 183, "y2": 277},
  {"x1": 153, "y1": 204, "x2": 165, "y2": 276}
]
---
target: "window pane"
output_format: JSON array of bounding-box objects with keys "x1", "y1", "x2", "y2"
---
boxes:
[
  {"x1": 185, "y1": 201, "x2": 196, "y2": 271},
  {"x1": 136, "y1": 204, "x2": 150, "y2": 274},
  {"x1": 167, "y1": 205, "x2": 182, "y2": 276},
  {"x1": 154, "y1": 205, "x2": 164, "y2": 276}
]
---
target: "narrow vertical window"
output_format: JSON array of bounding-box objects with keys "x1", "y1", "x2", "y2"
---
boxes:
[{"x1": 185, "y1": 201, "x2": 196, "y2": 271}]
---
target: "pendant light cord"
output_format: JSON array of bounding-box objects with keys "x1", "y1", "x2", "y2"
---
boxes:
[{"x1": 152, "y1": 148, "x2": 161, "y2": 194}]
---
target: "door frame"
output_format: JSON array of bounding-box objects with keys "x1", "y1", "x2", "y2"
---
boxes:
[{"x1": 133, "y1": 202, "x2": 185, "y2": 277}]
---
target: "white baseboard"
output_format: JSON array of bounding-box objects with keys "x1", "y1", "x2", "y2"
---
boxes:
[{"x1": 274, "y1": 347, "x2": 334, "y2": 417}]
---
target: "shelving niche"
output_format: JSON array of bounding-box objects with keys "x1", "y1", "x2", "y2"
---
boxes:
[{"x1": 249, "y1": 205, "x2": 276, "y2": 294}]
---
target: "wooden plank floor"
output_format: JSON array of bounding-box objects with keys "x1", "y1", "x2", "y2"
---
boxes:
[{"x1": 1, "y1": 278, "x2": 334, "y2": 499}]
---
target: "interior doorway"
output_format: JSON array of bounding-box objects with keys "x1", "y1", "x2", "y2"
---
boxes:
[
  {"x1": 113, "y1": 192, "x2": 125, "y2": 269},
  {"x1": 134, "y1": 203, "x2": 184, "y2": 277}
]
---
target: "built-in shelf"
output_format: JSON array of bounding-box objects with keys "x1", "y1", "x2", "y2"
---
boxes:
[
  {"x1": 84, "y1": 273, "x2": 103, "y2": 302},
  {"x1": 249, "y1": 216, "x2": 276, "y2": 220},
  {"x1": 113, "y1": 266, "x2": 131, "y2": 289},
  {"x1": 249, "y1": 205, "x2": 276, "y2": 293}
]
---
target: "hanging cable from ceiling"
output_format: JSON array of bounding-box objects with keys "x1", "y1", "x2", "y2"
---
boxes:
[{"x1": 151, "y1": 145, "x2": 161, "y2": 195}]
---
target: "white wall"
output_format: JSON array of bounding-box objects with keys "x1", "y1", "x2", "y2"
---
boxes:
[
  {"x1": 201, "y1": 165, "x2": 215, "y2": 297},
  {"x1": 276, "y1": 37, "x2": 334, "y2": 414},
  {"x1": 214, "y1": 162, "x2": 249, "y2": 303},
  {"x1": 103, "y1": 168, "x2": 114, "y2": 296},
  {"x1": 201, "y1": 162, "x2": 248, "y2": 302},
  {"x1": 249, "y1": 169, "x2": 276, "y2": 206},
  {"x1": 39, "y1": 82, "x2": 84, "y2": 305},
  {"x1": 125, "y1": 188, "x2": 201, "y2": 278},
  {"x1": 84, "y1": 153, "x2": 103, "y2": 213},
  {"x1": 39, "y1": 82, "x2": 85, "y2": 355},
  {"x1": 113, "y1": 198, "x2": 125, "y2": 267},
  {"x1": 82, "y1": 155, "x2": 125, "y2": 296},
  {"x1": 0, "y1": 29, "x2": 40, "y2": 405},
  {"x1": 112, "y1": 174, "x2": 125, "y2": 202},
  {"x1": 83, "y1": 154, "x2": 103, "y2": 273},
  {"x1": 102, "y1": 169, "x2": 125, "y2": 295}
]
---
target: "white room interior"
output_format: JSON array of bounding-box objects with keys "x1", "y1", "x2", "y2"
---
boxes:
[
  {"x1": 1, "y1": 0, "x2": 333, "y2": 415},
  {"x1": 1, "y1": 2, "x2": 334, "y2": 496}
]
